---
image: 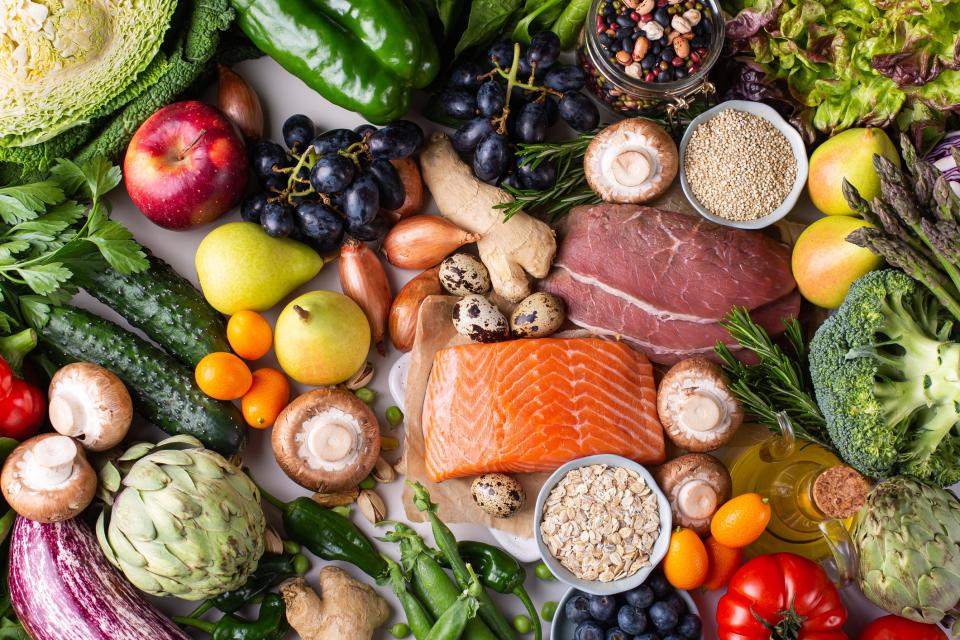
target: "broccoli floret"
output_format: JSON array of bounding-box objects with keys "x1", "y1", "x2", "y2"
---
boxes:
[{"x1": 809, "y1": 269, "x2": 960, "y2": 486}]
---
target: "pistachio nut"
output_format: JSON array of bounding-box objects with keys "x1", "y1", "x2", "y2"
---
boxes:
[
  {"x1": 372, "y1": 456, "x2": 397, "y2": 483},
  {"x1": 311, "y1": 487, "x2": 360, "y2": 507},
  {"x1": 358, "y1": 489, "x2": 387, "y2": 524},
  {"x1": 345, "y1": 362, "x2": 375, "y2": 390}
]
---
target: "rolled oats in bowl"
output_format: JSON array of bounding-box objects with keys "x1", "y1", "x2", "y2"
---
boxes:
[{"x1": 540, "y1": 464, "x2": 661, "y2": 583}]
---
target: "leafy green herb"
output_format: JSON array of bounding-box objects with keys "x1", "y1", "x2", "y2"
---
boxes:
[
  {"x1": 0, "y1": 156, "x2": 146, "y2": 329},
  {"x1": 496, "y1": 132, "x2": 600, "y2": 222},
  {"x1": 455, "y1": 0, "x2": 523, "y2": 56},
  {"x1": 715, "y1": 307, "x2": 833, "y2": 451},
  {"x1": 436, "y1": 0, "x2": 467, "y2": 37},
  {"x1": 550, "y1": 0, "x2": 591, "y2": 48},
  {"x1": 512, "y1": 0, "x2": 564, "y2": 43}
]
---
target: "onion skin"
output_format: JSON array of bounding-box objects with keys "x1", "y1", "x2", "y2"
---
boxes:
[
  {"x1": 9, "y1": 516, "x2": 188, "y2": 640},
  {"x1": 389, "y1": 266, "x2": 442, "y2": 352},
  {"x1": 383, "y1": 158, "x2": 425, "y2": 222},
  {"x1": 340, "y1": 237, "x2": 393, "y2": 355},
  {"x1": 218, "y1": 64, "x2": 263, "y2": 140},
  {"x1": 382, "y1": 215, "x2": 480, "y2": 270}
]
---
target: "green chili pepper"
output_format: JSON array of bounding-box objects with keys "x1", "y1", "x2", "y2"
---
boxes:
[
  {"x1": 175, "y1": 593, "x2": 289, "y2": 640},
  {"x1": 540, "y1": 601, "x2": 558, "y2": 622},
  {"x1": 190, "y1": 552, "x2": 309, "y2": 616},
  {"x1": 384, "y1": 555, "x2": 435, "y2": 640},
  {"x1": 425, "y1": 565, "x2": 484, "y2": 640},
  {"x1": 435, "y1": 541, "x2": 541, "y2": 640},
  {"x1": 259, "y1": 484, "x2": 387, "y2": 580},
  {"x1": 409, "y1": 482, "x2": 519, "y2": 640},
  {"x1": 230, "y1": 0, "x2": 410, "y2": 123}
]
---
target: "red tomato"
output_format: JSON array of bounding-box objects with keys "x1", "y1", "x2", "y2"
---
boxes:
[
  {"x1": 859, "y1": 615, "x2": 946, "y2": 640},
  {"x1": 0, "y1": 379, "x2": 44, "y2": 440},
  {"x1": 0, "y1": 356, "x2": 12, "y2": 400},
  {"x1": 717, "y1": 552, "x2": 847, "y2": 640}
]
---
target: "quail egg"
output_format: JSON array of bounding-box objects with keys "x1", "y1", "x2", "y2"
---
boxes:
[
  {"x1": 452, "y1": 295, "x2": 508, "y2": 343},
  {"x1": 510, "y1": 292, "x2": 566, "y2": 338},
  {"x1": 471, "y1": 473, "x2": 525, "y2": 518},
  {"x1": 439, "y1": 253, "x2": 491, "y2": 296}
]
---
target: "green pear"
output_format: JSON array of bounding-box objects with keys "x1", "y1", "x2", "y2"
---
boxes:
[
  {"x1": 195, "y1": 222, "x2": 323, "y2": 314},
  {"x1": 808, "y1": 128, "x2": 900, "y2": 215},
  {"x1": 274, "y1": 291, "x2": 370, "y2": 385}
]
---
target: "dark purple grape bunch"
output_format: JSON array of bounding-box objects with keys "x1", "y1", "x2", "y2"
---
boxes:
[
  {"x1": 242, "y1": 115, "x2": 424, "y2": 252},
  {"x1": 440, "y1": 32, "x2": 600, "y2": 188}
]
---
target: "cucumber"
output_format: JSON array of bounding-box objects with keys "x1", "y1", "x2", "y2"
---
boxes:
[
  {"x1": 41, "y1": 305, "x2": 246, "y2": 456},
  {"x1": 85, "y1": 253, "x2": 230, "y2": 367}
]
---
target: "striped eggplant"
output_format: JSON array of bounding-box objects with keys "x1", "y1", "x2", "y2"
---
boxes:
[{"x1": 9, "y1": 516, "x2": 188, "y2": 640}]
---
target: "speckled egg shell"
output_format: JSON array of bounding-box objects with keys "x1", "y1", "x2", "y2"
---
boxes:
[
  {"x1": 510, "y1": 292, "x2": 566, "y2": 338},
  {"x1": 439, "y1": 253, "x2": 491, "y2": 296},
  {"x1": 452, "y1": 295, "x2": 508, "y2": 343},
  {"x1": 471, "y1": 473, "x2": 525, "y2": 518}
]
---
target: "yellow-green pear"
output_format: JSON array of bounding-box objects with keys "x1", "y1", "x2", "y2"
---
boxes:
[
  {"x1": 792, "y1": 216, "x2": 883, "y2": 308},
  {"x1": 195, "y1": 222, "x2": 323, "y2": 314},
  {"x1": 274, "y1": 291, "x2": 370, "y2": 385},
  {"x1": 808, "y1": 128, "x2": 900, "y2": 215}
]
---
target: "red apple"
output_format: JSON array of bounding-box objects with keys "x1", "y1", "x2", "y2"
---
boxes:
[{"x1": 124, "y1": 101, "x2": 248, "y2": 230}]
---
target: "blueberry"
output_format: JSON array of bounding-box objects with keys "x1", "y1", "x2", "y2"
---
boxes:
[
  {"x1": 675, "y1": 613, "x2": 701, "y2": 639},
  {"x1": 310, "y1": 155, "x2": 355, "y2": 193},
  {"x1": 649, "y1": 602, "x2": 678, "y2": 633},
  {"x1": 347, "y1": 213, "x2": 389, "y2": 243},
  {"x1": 574, "y1": 621, "x2": 605, "y2": 640},
  {"x1": 310, "y1": 129, "x2": 361, "y2": 156},
  {"x1": 367, "y1": 122, "x2": 422, "y2": 160},
  {"x1": 341, "y1": 173, "x2": 379, "y2": 226},
  {"x1": 624, "y1": 585, "x2": 655, "y2": 609},
  {"x1": 472, "y1": 132, "x2": 511, "y2": 183},
  {"x1": 453, "y1": 117, "x2": 494, "y2": 155},
  {"x1": 646, "y1": 573, "x2": 671, "y2": 598},
  {"x1": 251, "y1": 140, "x2": 289, "y2": 177},
  {"x1": 240, "y1": 192, "x2": 268, "y2": 223},
  {"x1": 260, "y1": 202, "x2": 295, "y2": 238},
  {"x1": 588, "y1": 595, "x2": 617, "y2": 622},
  {"x1": 282, "y1": 114, "x2": 314, "y2": 152},
  {"x1": 662, "y1": 593, "x2": 688, "y2": 617},
  {"x1": 448, "y1": 62, "x2": 484, "y2": 89},
  {"x1": 617, "y1": 605, "x2": 648, "y2": 634},
  {"x1": 367, "y1": 158, "x2": 406, "y2": 210},
  {"x1": 517, "y1": 158, "x2": 557, "y2": 190},
  {"x1": 558, "y1": 91, "x2": 600, "y2": 131},
  {"x1": 606, "y1": 629, "x2": 630, "y2": 640},
  {"x1": 545, "y1": 65, "x2": 586, "y2": 92},
  {"x1": 477, "y1": 80, "x2": 506, "y2": 118},
  {"x1": 565, "y1": 595, "x2": 592, "y2": 624}
]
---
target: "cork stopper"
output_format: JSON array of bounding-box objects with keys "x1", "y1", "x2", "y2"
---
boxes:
[{"x1": 812, "y1": 466, "x2": 869, "y2": 519}]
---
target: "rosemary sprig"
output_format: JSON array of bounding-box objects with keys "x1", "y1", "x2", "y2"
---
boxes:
[
  {"x1": 715, "y1": 307, "x2": 834, "y2": 452},
  {"x1": 496, "y1": 133, "x2": 600, "y2": 222}
]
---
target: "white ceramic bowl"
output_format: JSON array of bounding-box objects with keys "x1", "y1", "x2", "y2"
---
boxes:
[
  {"x1": 533, "y1": 454, "x2": 672, "y2": 596},
  {"x1": 551, "y1": 584, "x2": 701, "y2": 638},
  {"x1": 679, "y1": 100, "x2": 809, "y2": 230}
]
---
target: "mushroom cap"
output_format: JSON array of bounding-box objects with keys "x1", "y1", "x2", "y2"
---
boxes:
[
  {"x1": 584, "y1": 118, "x2": 678, "y2": 204},
  {"x1": 654, "y1": 453, "x2": 731, "y2": 536},
  {"x1": 272, "y1": 388, "x2": 381, "y2": 492},
  {"x1": 1, "y1": 433, "x2": 97, "y2": 523},
  {"x1": 48, "y1": 362, "x2": 133, "y2": 451},
  {"x1": 657, "y1": 358, "x2": 743, "y2": 452}
]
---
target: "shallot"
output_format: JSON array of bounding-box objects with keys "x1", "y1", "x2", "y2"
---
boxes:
[
  {"x1": 340, "y1": 238, "x2": 392, "y2": 355},
  {"x1": 382, "y1": 215, "x2": 480, "y2": 270},
  {"x1": 388, "y1": 266, "x2": 442, "y2": 352},
  {"x1": 217, "y1": 65, "x2": 263, "y2": 140}
]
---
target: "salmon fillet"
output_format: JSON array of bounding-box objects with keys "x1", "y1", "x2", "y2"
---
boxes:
[{"x1": 423, "y1": 338, "x2": 665, "y2": 482}]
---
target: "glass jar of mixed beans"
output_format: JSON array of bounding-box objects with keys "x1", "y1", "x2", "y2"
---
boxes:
[{"x1": 577, "y1": 0, "x2": 724, "y2": 120}]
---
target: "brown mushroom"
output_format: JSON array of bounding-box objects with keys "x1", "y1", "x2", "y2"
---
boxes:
[
  {"x1": 48, "y1": 363, "x2": 133, "y2": 451},
  {"x1": 657, "y1": 358, "x2": 743, "y2": 452},
  {"x1": 0, "y1": 433, "x2": 97, "y2": 523},
  {"x1": 654, "y1": 453, "x2": 730, "y2": 536},
  {"x1": 584, "y1": 118, "x2": 678, "y2": 204},
  {"x1": 272, "y1": 388, "x2": 381, "y2": 492}
]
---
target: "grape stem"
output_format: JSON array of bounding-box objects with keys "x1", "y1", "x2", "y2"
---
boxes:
[{"x1": 338, "y1": 141, "x2": 369, "y2": 168}]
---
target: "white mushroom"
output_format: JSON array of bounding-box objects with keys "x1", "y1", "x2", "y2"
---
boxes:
[
  {"x1": 584, "y1": 118, "x2": 679, "y2": 204},
  {"x1": 48, "y1": 363, "x2": 133, "y2": 451},
  {"x1": 657, "y1": 358, "x2": 743, "y2": 451},
  {"x1": 0, "y1": 433, "x2": 97, "y2": 523},
  {"x1": 272, "y1": 388, "x2": 381, "y2": 492},
  {"x1": 653, "y1": 453, "x2": 731, "y2": 536}
]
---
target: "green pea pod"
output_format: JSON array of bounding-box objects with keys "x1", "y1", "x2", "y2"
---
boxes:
[
  {"x1": 385, "y1": 556, "x2": 435, "y2": 640},
  {"x1": 426, "y1": 566, "x2": 484, "y2": 640},
  {"x1": 230, "y1": 0, "x2": 409, "y2": 123},
  {"x1": 175, "y1": 593, "x2": 289, "y2": 640},
  {"x1": 310, "y1": 0, "x2": 420, "y2": 82},
  {"x1": 403, "y1": 0, "x2": 441, "y2": 88}
]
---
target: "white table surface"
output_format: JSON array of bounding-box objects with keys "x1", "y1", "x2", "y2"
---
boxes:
[{"x1": 91, "y1": 55, "x2": 896, "y2": 638}]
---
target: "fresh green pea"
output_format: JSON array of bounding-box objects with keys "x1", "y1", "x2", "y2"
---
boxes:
[
  {"x1": 355, "y1": 387, "x2": 375, "y2": 404},
  {"x1": 282, "y1": 540, "x2": 301, "y2": 555},
  {"x1": 359, "y1": 475, "x2": 377, "y2": 490},
  {"x1": 386, "y1": 405, "x2": 404, "y2": 427},
  {"x1": 390, "y1": 623, "x2": 411, "y2": 638},
  {"x1": 540, "y1": 601, "x2": 558, "y2": 622},
  {"x1": 534, "y1": 563, "x2": 554, "y2": 580},
  {"x1": 513, "y1": 615, "x2": 532, "y2": 634},
  {"x1": 292, "y1": 553, "x2": 310, "y2": 576}
]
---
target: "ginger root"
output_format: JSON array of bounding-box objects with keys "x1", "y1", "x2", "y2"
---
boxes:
[
  {"x1": 420, "y1": 133, "x2": 556, "y2": 303},
  {"x1": 280, "y1": 569, "x2": 389, "y2": 640}
]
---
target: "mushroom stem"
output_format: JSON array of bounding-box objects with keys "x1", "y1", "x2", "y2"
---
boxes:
[
  {"x1": 676, "y1": 478, "x2": 718, "y2": 520},
  {"x1": 24, "y1": 436, "x2": 78, "y2": 489},
  {"x1": 677, "y1": 390, "x2": 727, "y2": 432},
  {"x1": 48, "y1": 395, "x2": 83, "y2": 437},
  {"x1": 307, "y1": 421, "x2": 357, "y2": 463},
  {"x1": 611, "y1": 150, "x2": 652, "y2": 187}
]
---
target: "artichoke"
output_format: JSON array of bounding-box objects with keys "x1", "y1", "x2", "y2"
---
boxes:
[
  {"x1": 96, "y1": 435, "x2": 266, "y2": 600},
  {"x1": 853, "y1": 476, "x2": 960, "y2": 624}
]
